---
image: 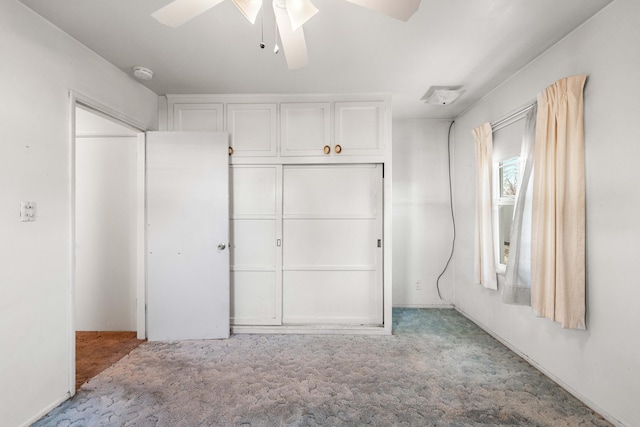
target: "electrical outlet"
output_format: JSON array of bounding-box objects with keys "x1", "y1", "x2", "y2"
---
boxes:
[
  {"x1": 20, "y1": 201, "x2": 36, "y2": 222},
  {"x1": 415, "y1": 280, "x2": 422, "y2": 291}
]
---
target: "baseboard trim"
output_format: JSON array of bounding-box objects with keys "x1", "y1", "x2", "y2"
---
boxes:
[
  {"x1": 454, "y1": 306, "x2": 626, "y2": 427},
  {"x1": 232, "y1": 324, "x2": 390, "y2": 336},
  {"x1": 20, "y1": 392, "x2": 71, "y2": 427},
  {"x1": 393, "y1": 304, "x2": 454, "y2": 309}
]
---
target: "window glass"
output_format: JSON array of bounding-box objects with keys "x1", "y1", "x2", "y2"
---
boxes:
[
  {"x1": 498, "y1": 204, "x2": 515, "y2": 264},
  {"x1": 496, "y1": 157, "x2": 519, "y2": 266},
  {"x1": 500, "y1": 157, "x2": 519, "y2": 197}
]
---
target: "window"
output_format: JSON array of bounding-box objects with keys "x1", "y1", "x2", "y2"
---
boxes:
[
  {"x1": 491, "y1": 118, "x2": 525, "y2": 270},
  {"x1": 495, "y1": 157, "x2": 519, "y2": 266}
]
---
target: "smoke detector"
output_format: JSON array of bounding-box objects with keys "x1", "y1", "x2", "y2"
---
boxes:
[
  {"x1": 132, "y1": 66, "x2": 154, "y2": 81},
  {"x1": 421, "y1": 86, "x2": 465, "y2": 105}
]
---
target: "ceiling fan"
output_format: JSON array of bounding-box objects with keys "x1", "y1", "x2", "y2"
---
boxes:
[{"x1": 152, "y1": 0, "x2": 421, "y2": 69}]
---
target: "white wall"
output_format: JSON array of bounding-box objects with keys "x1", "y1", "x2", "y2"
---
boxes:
[
  {"x1": 0, "y1": 1, "x2": 158, "y2": 426},
  {"x1": 392, "y1": 119, "x2": 454, "y2": 306},
  {"x1": 75, "y1": 135, "x2": 138, "y2": 331},
  {"x1": 452, "y1": 1, "x2": 640, "y2": 425}
]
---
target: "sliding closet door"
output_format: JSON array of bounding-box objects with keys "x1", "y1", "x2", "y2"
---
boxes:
[
  {"x1": 282, "y1": 164, "x2": 383, "y2": 325},
  {"x1": 230, "y1": 165, "x2": 282, "y2": 325}
]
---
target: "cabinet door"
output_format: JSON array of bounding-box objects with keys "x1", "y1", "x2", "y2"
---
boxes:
[
  {"x1": 227, "y1": 104, "x2": 277, "y2": 157},
  {"x1": 280, "y1": 103, "x2": 331, "y2": 157},
  {"x1": 282, "y1": 164, "x2": 383, "y2": 325},
  {"x1": 334, "y1": 101, "x2": 385, "y2": 156},
  {"x1": 172, "y1": 103, "x2": 223, "y2": 131},
  {"x1": 229, "y1": 165, "x2": 282, "y2": 325}
]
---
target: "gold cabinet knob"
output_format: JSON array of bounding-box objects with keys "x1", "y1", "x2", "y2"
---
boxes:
[
  {"x1": 334, "y1": 144, "x2": 342, "y2": 154},
  {"x1": 228, "y1": 146, "x2": 234, "y2": 156},
  {"x1": 323, "y1": 145, "x2": 331, "y2": 155}
]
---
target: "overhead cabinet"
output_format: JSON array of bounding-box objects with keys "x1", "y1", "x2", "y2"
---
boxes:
[
  {"x1": 168, "y1": 96, "x2": 388, "y2": 161},
  {"x1": 227, "y1": 103, "x2": 277, "y2": 157},
  {"x1": 334, "y1": 101, "x2": 386, "y2": 155},
  {"x1": 163, "y1": 94, "x2": 392, "y2": 334},
  {"x1": 172, "y1": 103, "x2": 223, "y2": 132},
  {"x1": 280, "y1": 101, "x2": 386, "y2": 157},
  {"x1": 280, "y1": 103, "x2": 331, "y2": 156}
]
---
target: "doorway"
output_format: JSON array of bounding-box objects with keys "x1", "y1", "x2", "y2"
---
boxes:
[{"x1": 72, "y1": 100, "x2": 146, "y2": 391}]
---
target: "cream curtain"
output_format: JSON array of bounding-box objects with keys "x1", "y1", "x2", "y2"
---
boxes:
[
  {"x1": 531, "y1": 75, "x2": 587, "y2": 329},
  {"x1": 473, "y1": 123, "x2": 497, "y2": 290},
  {"x1": 503, "y1": 104, "x2": 537, "y2": 305}
]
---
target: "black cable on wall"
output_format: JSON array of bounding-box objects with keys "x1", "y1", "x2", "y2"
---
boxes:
[{"x1": 435, "y1": 120, "x2": 456, "y2": 301}]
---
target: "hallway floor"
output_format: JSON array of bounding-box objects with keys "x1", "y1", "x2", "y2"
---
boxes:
[{"x1": 75, "y1": 331, "x2": 144, "y2": 390}]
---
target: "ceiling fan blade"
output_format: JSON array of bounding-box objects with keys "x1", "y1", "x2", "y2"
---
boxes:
[
  {"x1": 232, "y1": 0, "x2": 263, "y2": 24},
  {"x1": 152, "y1": 0, "x2": 225, "y2": 28},
  {"x1": 342, "y1": 0, "x2": 421, "y2": 21},
  {"x1": 273, "y1": 0, "x2": 308, "y2": 69},
  {"x1": 285, "y1": 0, "x2": 319, "y2": 30}
]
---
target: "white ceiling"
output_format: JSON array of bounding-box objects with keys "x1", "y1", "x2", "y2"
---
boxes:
[{"x1": 21, "y1": 0, "x2": 612, "y2": 119}]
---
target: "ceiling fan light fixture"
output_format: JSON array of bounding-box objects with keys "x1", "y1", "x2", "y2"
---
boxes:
[
  {"x1": 421, "y1": 86, "x2": 465, "y2": 105},
  {"x1": 286, "y1": 0, "x2": 319, "y2": 30},
  {"x1": 151, "y1": 0, "x2": 422, "y2": 69},
  {"x1": 232, "y1": 0, "x2": 263, "y2": 24}
]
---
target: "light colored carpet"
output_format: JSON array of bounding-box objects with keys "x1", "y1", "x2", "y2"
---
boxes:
[{"x1": 34, "y1": 308, "x2": 611, "y2": 426}]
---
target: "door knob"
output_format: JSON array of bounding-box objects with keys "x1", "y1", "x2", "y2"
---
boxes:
[{"x1": 218, "y1": 243, "x2": 226, "y2": 250}]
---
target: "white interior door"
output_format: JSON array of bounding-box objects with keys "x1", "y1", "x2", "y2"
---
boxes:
[{"x1": 146, "y1": 131, "x2": 230, "y2": 340}]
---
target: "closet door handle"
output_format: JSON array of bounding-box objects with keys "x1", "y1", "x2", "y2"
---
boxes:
[
  {"x1": 334, "y1": 144, "x2": 342, "y2": 154},
  {"x1": 228, "y1": 146, "x2": 234, "y2": 156},
  {"x1": 323, "y1": 145, "x2": 331, "y2": 155}
]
